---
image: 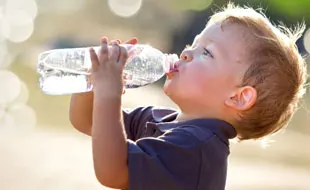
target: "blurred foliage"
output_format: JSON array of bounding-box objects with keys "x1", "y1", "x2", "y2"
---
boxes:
[
  {"x1": 168, "y1": 0, "x2": 310, "y2": 22},
  {"x1": 266, "y1": 0, "x2": 310, "y2": 21}
]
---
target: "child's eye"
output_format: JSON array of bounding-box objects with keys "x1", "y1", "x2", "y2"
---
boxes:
[{"x1": 203, "y1": 48, "x2": 214, "y2": 58}]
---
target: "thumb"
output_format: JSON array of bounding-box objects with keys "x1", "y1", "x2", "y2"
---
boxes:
[{"x1": 124, "y1": 37, "x2": 138, "y2": 45}]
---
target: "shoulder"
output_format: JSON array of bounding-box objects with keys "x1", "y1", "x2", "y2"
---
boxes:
[
  {"x1": 173, "y1": 118, "x2": 236, "y2": 147},
  {"x1": 177, "y1": 124, "x2": 214, "y2": 143},
  {"x1": 123, "y1": 106, "x2": 178, "y2": 122},
  {"x1": 127, "y1": 124, "x2": 226, "y2": 190}
]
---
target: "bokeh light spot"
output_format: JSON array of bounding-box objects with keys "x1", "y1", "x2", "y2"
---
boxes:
[
  {"x1": 7, "y1": 104, "x2": 37, "y2": 130},
  {"x1": 0, "y1": 70, "x2": 21, "y2": 104},
  {"x1": 108, "y1": 0, "x2": 142, "y2": 17},
  {"x1": 0, "y1": 12, "x2": 6, "y2": 42},
  {"x1": 0, "y1": 41, "x2": 8, "y2": 66},
  {"x1": 0, "y1": 104, "x2": 5, "y2": 119},
  {"x1": 5, "y1": 0, "x2": 38, "y2": 19},
  {"x1": 0, "y1": 112, "x2": 15, "y2": 131},
  {"x1": 0, "y1": 41, "x2": 14, "y2": 68},
  {"x1": 8, "y1": 81, "x2": 29, "y2": 106},
  {"x1": 2, "y1": 9, "x2": 34, "y2": 43}
]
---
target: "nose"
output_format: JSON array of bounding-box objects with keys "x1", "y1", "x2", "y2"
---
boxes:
[{"x1": 180, "y1": 49, "x2": 193, "y2": 62}]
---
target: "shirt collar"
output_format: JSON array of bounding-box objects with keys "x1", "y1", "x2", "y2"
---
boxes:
[{"x1": 150, "y1": 108, "x2": 237, "y2": 144}]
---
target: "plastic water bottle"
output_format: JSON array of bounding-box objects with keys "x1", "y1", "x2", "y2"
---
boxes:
[{"x1": 37, "y1": 44, "x2": 178, "y2": 95}]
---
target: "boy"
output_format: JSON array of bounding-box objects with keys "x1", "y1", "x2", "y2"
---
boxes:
[{"x1": 69, "y1": 3, "x2": 307, "y2": 190}]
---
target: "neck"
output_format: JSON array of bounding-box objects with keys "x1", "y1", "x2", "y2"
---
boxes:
[
  {"x1": 175, "y1": 112, "x2": 197, "y2": 122},
  {"x1": 174, "y1": 103, "x2": 234, "y2": 125},
  {"x1": 175, "y1": 108, "x2": 220, "y2": 122}
]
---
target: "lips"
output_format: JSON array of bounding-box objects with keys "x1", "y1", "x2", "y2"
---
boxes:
[{"x1": 166, "y1": 61, "x2": 179, "y2": 79}]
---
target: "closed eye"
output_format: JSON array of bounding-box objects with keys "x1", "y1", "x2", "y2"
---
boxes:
[{"x1": 203, "y1": 48, "x2": 214, "y2": 58}]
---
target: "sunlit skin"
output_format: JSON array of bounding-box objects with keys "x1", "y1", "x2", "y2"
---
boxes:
[
  {"x1": 164, "y1": 22, "x2": 257, "y2": 123},
  {"x1": 89, "y1": 38, "x2": 129, "y2": 189},
  {"x1": 87, "y1": 22, "x2": 257, "y2": 189}
]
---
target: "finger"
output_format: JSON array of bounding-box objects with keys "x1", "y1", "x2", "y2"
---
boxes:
[
  {"x1": 109, "y1": 39, "x2": 121, "y2": 45},
  {"x1": 99, "y1": 37, "x2": 109, "y2": 63},
  {"x1": 110, "y1": 41, "x2": 120, "y2": 62},
  {"x1": 124, "y1": 37, "x2": 138, "y2": 45},
  {"x1": 89, "y1": 47, "x2": 99, "y2": 71},
  {"x1": 119, "y1": 46, "x2": 128, "y2": 66},
  {"x1": 111, "y1": 40, "x2": 121, "y2": 59}
]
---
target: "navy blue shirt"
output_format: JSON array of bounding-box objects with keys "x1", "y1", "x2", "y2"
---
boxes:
[{"x1": 123, "y1": 106, "x2": 236, "y2": 190}]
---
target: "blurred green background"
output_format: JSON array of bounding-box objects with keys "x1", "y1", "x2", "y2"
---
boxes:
[{"x1": 0, "y1": 0, "x2": 309, "y2": 190}]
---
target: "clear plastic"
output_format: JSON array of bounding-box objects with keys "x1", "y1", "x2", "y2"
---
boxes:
[{"x1": 37, "y1": 44, "x2": 178, "y2": 95}]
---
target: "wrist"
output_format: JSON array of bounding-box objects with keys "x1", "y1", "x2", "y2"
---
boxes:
[
  {"x1": 93, "y1": 89, "x2": 122, "y2": 102},
  {"x1": 93, "y1": 83, "x2": 123, "y2": 99}
]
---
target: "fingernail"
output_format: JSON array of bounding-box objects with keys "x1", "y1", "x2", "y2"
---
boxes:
[
  {"x1": 131, "y1": 38, "x2": 138, "y2": 43},
  {"x1": 101, "y1": 37, "x2": 108, "y2": 43}
]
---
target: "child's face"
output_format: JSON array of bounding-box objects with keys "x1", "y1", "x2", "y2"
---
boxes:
[{"x1": 164, "y1": 22, "x2": 250, "y2": 114}]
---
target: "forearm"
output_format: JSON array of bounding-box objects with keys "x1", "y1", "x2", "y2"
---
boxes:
[
  {"x1": 92, "y1": 95, "x2": 128, "y2": 188},
  {"x1": 69, "y1": 92, "x2": 94, "y2": 136}
]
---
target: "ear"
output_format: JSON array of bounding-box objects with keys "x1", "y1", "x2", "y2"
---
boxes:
[{"x1": 225, "y1": 86, "x2": 257, "y2": 111}]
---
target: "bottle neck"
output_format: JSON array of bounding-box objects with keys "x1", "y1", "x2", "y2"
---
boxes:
[{"x1": 163, "y1": 53, "x2": 179, "y2": 73}]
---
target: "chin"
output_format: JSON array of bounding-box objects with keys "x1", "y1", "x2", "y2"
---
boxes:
[
  {"x1": 163, "y1": 79, "x2": 179, "y2": 103},
  {"x1": 163, "y1": 78, "x2": 173, "y2": 95},
  {"x1": 163, "y1": 83, "x2": 170, "y2": 95}
]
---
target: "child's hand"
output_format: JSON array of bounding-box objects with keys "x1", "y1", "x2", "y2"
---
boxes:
[
  {"x1": 116, "y1": 38, "x2": 138, "y2": 46},
  {"x1": 113, "y1": 37, "x2": 138, "y2": 95},
  {"x1": 90, "y1": 37, "x2": 128, "y2": 98}
]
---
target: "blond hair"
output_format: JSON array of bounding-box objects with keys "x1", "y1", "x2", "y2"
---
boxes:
[{"x1": 209, "y1": 3, "x2": 308, "y2": 140}]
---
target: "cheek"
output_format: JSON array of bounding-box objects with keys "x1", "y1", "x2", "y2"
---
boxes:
[
  {"x1": 182, "y1": 66, "x2": 235, "y2": 97},
  {"x1": 178, "y1": 66, "x2": 210, "y2": 95},
  {"x1": 181, "y1": 63, "x2": 214, "y2": 86}
]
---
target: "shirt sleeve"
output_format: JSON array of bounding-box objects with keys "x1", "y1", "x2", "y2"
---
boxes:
[
  {"x1": 122, "y1": 106, "x2": 154, "y2": 141},
  {"x1": 127, "y1": 127, "x2": 202, "y2": 190}
]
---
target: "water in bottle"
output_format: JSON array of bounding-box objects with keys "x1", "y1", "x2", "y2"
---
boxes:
[{"x1": 37, "y1": 44, "x2": 178, "y2": 95}]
